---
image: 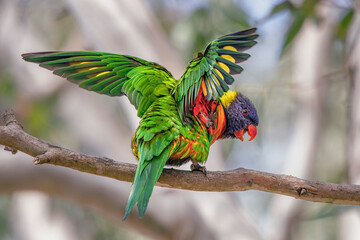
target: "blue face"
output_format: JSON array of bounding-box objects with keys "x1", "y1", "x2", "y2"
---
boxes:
[{"x1": 224, "y1": 92, "x2": 258, "y2": 139}]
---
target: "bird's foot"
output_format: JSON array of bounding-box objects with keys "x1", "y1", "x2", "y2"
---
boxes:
[{"x1": 190, "y1": 163, "x2": 207, "y2": 176}]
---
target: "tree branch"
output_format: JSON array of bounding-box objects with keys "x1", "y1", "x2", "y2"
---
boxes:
[{"x1": 1, "y1": 109, "x2": 360, "y2": 205}]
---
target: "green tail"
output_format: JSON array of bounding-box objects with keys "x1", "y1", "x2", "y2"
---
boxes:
[{"x1": 123, "y1": 145, "x2": 171, "y2": 220}]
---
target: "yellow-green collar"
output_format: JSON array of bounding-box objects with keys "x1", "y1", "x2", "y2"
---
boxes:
[{"x1": 219, "y1": 90, "x2": 237, "y2": 107}]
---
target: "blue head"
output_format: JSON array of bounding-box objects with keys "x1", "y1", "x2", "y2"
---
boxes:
[{"x1": 221, "y1": 91, "x2": 258, "y2": 141}]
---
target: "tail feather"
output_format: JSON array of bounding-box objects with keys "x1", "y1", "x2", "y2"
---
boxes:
[
  {"x1": 123, "y1": 146, "x2": 171, "y2": 220},
  {"x1": 123, "y1": 163, "x2": 148, "y2": 220}
]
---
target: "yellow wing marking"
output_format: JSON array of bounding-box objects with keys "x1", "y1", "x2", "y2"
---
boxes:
[
  {"x1": 201, "y1": 79, "x2": 207, "y2": 96},
  {"x1": 214, "y1": 69, "x2": 224, "y2": 80},
  {"x1": 68, "y1": 62, "x2": 103, "y2": 74},
  {"x1": 220, "y1": 55, "x2": 235, "y2": 63},
  {"x1": 211, "y1": 73, "x2": 221, "y2": 85},
  {"x1": 69, "y1": 61, "x2": 90, "y2": 66},
  {"x1": 217, "y1": 62, "x2": 230, "y2": 73},
  {"x1": 95, "y1": 71, "x2": 110, "y2": 77},
  {"x1": 219, "y1": 90, "x2": 237, "y2": 107},
  {"x1": 86, "y1": 67, "x2": 110, "y2": 77},
  {"x1": 223, "y1": 46, "x2": 237, "y2": 51},
  {"x1": 87, "y1": 67, "x2": 111, "y2": 77}
]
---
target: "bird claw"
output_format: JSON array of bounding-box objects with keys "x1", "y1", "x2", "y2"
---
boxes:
[
  {"x1": 4, "y1": 146, "x2": 17, "y2": 154},
  {"x1": 190, "y1": 163, "x2": 207, "y2": 176}
]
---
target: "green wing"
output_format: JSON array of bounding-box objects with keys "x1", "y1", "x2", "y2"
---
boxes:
[
  {"x1": 22, "y1": 51, "x2": 176, "y2": 117},
  {"x1": 173, "y1": 28, "x2": 258, "y2": 122}
]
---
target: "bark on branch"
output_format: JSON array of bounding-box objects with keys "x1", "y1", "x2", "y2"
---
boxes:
[{"x1": 1, "y1": 109, "x2": 360, "y2": 205}]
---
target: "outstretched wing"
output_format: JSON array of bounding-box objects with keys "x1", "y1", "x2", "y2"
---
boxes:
[
  {"x1": 22, "y1": 51, "x2": 176, "y2": 117},
  {"x1": 173, "y1": 28, "x2": 258, "y2": 122}
]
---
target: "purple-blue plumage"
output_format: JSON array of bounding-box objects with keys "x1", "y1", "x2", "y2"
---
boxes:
[{"x1": 223, "y1": 92, "x2": 258, "y2": 138}]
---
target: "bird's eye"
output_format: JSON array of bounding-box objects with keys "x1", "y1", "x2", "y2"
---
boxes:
[{"x1": 242, "y1": 109, "x2": 248, "y2": 116}]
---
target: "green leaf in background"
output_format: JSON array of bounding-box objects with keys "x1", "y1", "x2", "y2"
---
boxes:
[
  {"x1": 266, "y1": 0, "x2": 321, "y2": 54},
  {"x1": 281, "y1": 11, "x2": 306, "y2": 53},
  {"x1": 23, "y1": 93, "x2": 63, "y2": 138},
  {"x1": 281, "y1": 0, "x2": 319, "y2": 53},
  {"x1": 0, "y1": 72, "x2": 17, "y2": 111},
  {"x1": 268, "y1": 1, "x2": 294, "y2": 18},
  {"x1": 336, "y1": 9, "x2": 354, "y2": 41},
  {"x1": 0, "y1": 197, "x2": 12, "y2": 239},
  {"x1": 305, "y1": 204, "x2": 355, "y2": 221}
]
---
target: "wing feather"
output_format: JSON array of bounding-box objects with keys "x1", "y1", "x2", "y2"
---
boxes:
[
  {"x1": 173, "y1": 28, "x2": 258, "y2": 123},
  {"x1": 22, "y1": 51, "x2": 176, "y2": 117}
]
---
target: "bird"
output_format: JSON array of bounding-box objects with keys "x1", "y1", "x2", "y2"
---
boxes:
[{"x1": 22, "y1": 27, "x2": 259, "y2": 220}]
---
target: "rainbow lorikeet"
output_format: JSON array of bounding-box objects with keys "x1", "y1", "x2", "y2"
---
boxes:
[{"x1": 22, "y1": 28, "x2": 259, "y2": 220}]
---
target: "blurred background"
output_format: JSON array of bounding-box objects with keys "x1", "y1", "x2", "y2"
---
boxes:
[{"x1": 0, "y1": 0, "x2": 359, "y2": 239}]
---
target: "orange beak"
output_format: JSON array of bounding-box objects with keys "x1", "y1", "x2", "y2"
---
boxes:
[
  {"x1": 247, "y1": 124, "x2": 257, "y2": 141},
  {"x1": 234, "y1": 124, "x2": 257, "y2": 141}
]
